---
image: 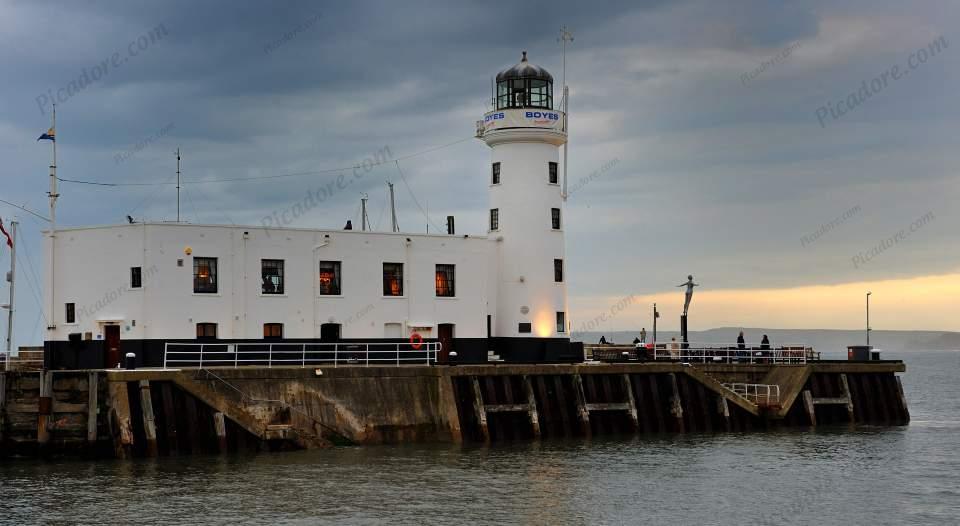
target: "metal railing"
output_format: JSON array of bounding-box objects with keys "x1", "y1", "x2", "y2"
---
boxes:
[
  {"x1": 163, "y1": 341, "x2": 441, "y2": 369},
  {"x1": 651, "y1": 342, "x2": 814, "y2": 364},
  {"x1": 723, "y1": 383, "x2": 781, "y2": 406},
  {"x1": 0, "y1": 352, "x2": 45, "y2": 372}
]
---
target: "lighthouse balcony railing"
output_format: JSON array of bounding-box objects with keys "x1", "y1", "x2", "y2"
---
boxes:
[
  {"x1": 162, "y1": 341, "x2": 441, "y2": 369},
  {"x1": 648, "y1": 343, "x2": 814, "y2": 364}
]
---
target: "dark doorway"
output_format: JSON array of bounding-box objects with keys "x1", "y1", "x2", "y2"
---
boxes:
[
  {"x1": 487, "y1": 315, "x2": 492, "y2": 338},
  {"x1": 438, "y1": 323, "x2": 454, "y2": 363},
  {"x1": 105, "y1": 325, "x2": 121, "y2": 368},
  {"x1": 320, "y1": 323, "x2": 341, "y2": 342}
]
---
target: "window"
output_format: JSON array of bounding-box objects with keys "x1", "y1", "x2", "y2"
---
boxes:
[
  {"x1": 261, "y1": 259, "x2": 284, "y2": 294},
  {"x1": 554, "y1": 259, "x2": 563, "y2": 283},
  {"x1": 383, "y1": 263, "x2": 403, "y2": 296},
  {"x1": 193, "y1": 257, "x2": 217, "y2": 293},
  {"x1": 435, "y1": 264, "x2": 455, "y2": 297},
  {"x1": 495, "y1": 77, "x2": 553, "y2": 110},
  {"x1": 65, "y1": 303, "x2": 76, "y2": 324},
  {"x1": 518, "y1": 322, "x2": 532, "y2": 334},
  {"x1": 551, "y1": 208, "x2": 561, "y2": 230},
  {"x1": 490, "y1": 208, "x2": 499, "y2": 231},
  {"x1": 318, "y1": 261, "x2": 341, "y2": 295},
  {"x1": 263, "y1": 323, "x2": 283, "y2": 339},
  {"x1": 492, "y1": 162, "x2": 501, "y2": 184},
  {"x1": 549, "y1": 162, "x2": 558, "y2": 184},
  {"x1": 196, "y1": 323, "x2": 217, "y2": 339},
  {"x1": 556, "y1": 312, "x2": 566, "y2": 333},
  {"x1": 131, "y1": 267, "x2": 142, "y2": 288}
]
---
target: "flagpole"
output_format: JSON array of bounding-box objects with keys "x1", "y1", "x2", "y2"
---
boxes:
[
  {"x1": 5, "y1": 221, "x2": 16, "y2": 358},
  {"x1": 47, "y1": 104, "x2": 58, "y2": 331}
]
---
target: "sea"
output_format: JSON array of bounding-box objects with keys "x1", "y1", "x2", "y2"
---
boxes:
[{"x1": 1, "y1": 350, "x2": 957, "y2": 525}]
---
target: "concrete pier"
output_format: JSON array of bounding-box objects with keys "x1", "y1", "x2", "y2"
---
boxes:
[{"x1": 0, "y1": 361, "x2": 908, "y2": 459}]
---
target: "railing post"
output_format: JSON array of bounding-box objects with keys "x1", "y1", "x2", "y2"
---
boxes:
[
  {"x1": 268, "y1": 344, "x2": 273, "y2": 368},
  {"x1": 199, "y1": 344, "x2": 204, "y2": 369},
  {"x1": 302, "y1": 344, "x2": 306, "y2": 368},
  {"x1": 234, "y1": 345, "x2": 238, "y2": 368},
  {"x1": 334, "y1": 343, "x2": 338, "y2": 368},
  {"x1": 163, "y1": 343, "x2": 168, "y2": 370},
  {"x1": 396, "y1": 343, "x2": 400, "y2": 366},
  {"x1": 366, "y1": 344, "x2": 370, "y2": 367}
]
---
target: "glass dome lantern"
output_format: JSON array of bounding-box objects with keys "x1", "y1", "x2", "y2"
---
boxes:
[{"x1": 494, "y1": 51, "x2": 554, "y2": 110}]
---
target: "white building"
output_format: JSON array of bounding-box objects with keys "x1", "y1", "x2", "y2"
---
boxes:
[{"x1": 44, "y1": 52, "x2": 581, "y2": 367}]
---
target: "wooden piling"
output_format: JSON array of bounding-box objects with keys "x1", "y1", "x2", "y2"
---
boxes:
[
  {"x1": 470, "y1": 377, "x2": 490, "y2": 443},
  {"x1": 160, "y1": 383, "x2": 179, "y2": 455},
  {"x1": 802, "y1": 390, "x2": 816, "y2": 426},
  {"x1": 895, "y1": 376, "x2": 910, "y2": 424},
  {"x1": 571, "y1": 374, "x2": 592, "y2": 437},
  {"x1": 839, "y1": 374, "x2": 855, "y2": 423},
  {"x1": 667, "y1": 373, "x2": 684, "y2": 433},
  {"x1": 551, "y1": 376, "x2": 573, "y2": 437},
  {"x1": 108, "y1": 381, "x2": 134, "y2": 459},
  {"x1": 522, "y1": 376, "x2": 541, "y2": 438},
  {"x1": 0, "y1": 373, "x2": 6, "y2": 445},
  {"x1": 37, "y1": 371, "x2": 52, "y2": 447},
  {"x1": 87, "y1": 372, "x2": 99, "y2": 444},
  {"x1": 213, "y1": 412, "x2": 228, "y2": 453},
  {"x1": 717, "y1": 396, "x2": 731, "y2": 432},
  {"x1": 648, "y1": 375, "x2": 666, "y2": 433},
  {"x1": 621, "y1": 375, "x2": 639, "y2": 431},
  {"x1": 139, "y1": 380, "x2": 158, "y2": 457}
]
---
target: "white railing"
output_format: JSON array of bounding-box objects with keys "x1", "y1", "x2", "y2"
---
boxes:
[
  {"x1": 651, "y1": 342, "x2": 813, "y2": 364},
  {"x1": 0, "y1": 352, "x2": 45, "y2": 371},
  {"x1": 723, "y1": 383, "x2": 781, "y2": 406},
  {"x1": 163, "y1": 341, "x2": 441, "y2": 369}
]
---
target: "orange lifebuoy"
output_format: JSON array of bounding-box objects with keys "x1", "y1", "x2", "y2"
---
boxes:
[{"x1": 410, "y1": 332, "x2": 423, "y2": 350}]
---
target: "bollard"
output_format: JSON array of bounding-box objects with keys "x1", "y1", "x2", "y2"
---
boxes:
[{"x1": 125, "y1": 352, "x2": 136, "y2": 370}]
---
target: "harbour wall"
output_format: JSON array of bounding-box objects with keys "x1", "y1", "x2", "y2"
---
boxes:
[{"x1": 0, "y1": 362, "x2": 908, "y2": 459}]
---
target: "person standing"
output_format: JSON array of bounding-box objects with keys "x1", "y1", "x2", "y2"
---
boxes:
[
  {"x1": 761, "y1": 334, "x2": 770, "y2": 350},
  {"x1": 737, "y1": 331, "x2": 746, "y2": 350},
  {"x1": 640, "y1": 327, "x2": 647, "y2": 343}
]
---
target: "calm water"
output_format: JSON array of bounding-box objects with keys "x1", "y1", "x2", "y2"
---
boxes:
[{"x1": 2, "y1": 350, "x2": 958, "y2": 525}]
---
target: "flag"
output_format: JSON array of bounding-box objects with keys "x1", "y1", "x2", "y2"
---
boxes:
[
  {"x1": 0, "y1": 218, "x2": 12, "y2": 248},
  {"x1": 37, "y1": 127, "x2": 55, "y2": 142}
]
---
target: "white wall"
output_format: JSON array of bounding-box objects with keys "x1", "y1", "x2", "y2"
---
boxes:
[{"x1": 45, "y1": 223, "x2": 494, "y2": 341}]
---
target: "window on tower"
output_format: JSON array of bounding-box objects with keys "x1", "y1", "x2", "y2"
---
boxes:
[
  {"x1": 490, "y1": 209, "x2": 499, "y2": 231},
  {"x1": 556, "y1": 312, "x2": 566, "y2": 333},
  {"x1": 554, "y1": 259, "x2": 563, "y2": 283},
  {"x1": 548, "y1": 162, "x2": 558, "y2": 184},
  {"x1": 492, "y1": 162, "x2": 501, "y2": 185},
  {"x1": 551, "y1": 208, "x2": 561, "y2": 230}
]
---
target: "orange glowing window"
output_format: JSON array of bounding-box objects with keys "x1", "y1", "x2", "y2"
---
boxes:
[
  {"x1": 383, "y1": 262, "x2": 403, "y2": 296},
  {"x1": 435, "y1": 264, "x2": 455, "y2": 297},
  {"x1": 318, "y1": 261, "x2": 341, "y2": 295}
]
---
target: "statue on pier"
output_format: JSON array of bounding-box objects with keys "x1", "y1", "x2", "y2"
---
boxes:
[{"x1": 676, "y1": 275, "x2": 699, "y2": 316}]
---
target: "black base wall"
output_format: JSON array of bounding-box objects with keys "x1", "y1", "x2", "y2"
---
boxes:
[{"x1": 44, "y1": 336, "x2": 585, "y2": 369}]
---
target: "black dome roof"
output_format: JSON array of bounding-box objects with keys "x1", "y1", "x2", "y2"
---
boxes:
[{"x1": 496, "y1": 51, "x2": 553, "y2": 82}]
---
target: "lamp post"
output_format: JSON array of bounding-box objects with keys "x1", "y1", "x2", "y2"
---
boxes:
[
  {"x1": 652, "y1": 303, "x2": 659, "y2": 345},
  {"x1": 866, "y1": 292, "x2": 872, "y2": 346}
]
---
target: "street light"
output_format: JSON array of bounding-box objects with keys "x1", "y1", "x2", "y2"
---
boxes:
[{"x1": 866, "y1": 292, "x2": 872, "y2": 346}]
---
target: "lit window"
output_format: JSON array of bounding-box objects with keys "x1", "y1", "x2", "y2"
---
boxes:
[
  {"x1": 554, "y1": 259, "x2": 563, "y2": 283},
  {"x1": 490, "y1": 209, "x2": 499, "y2": 231},
  {"x1": 263, "y1": 323, "x2": 283, "y2": 339},
  {"x1": 318, "y1": 261, "x2": 341, "y2": 295},
  {"x1": 435, "y1": 264, "x2": 455, "y2": 297},
  {"x1": 551, "y1": 208, "x2": 561, "y2": 230},
  {"x1": 261, "y1": 259, "x2": 284, "y2": 294},
  {"x1": 556, "y1": 312, "x2": 566, "y2": 333},
  {"x1": 196, "y1": 323, "x2": 217, "y2": 339},
  {"x1": 65, "y1": 303, "x2": 76, "y2": 324},
  {"x1": 492, "y1": 162, "x2": 501, "y2": 185},
  {"x1": 549, "y1": 162, "x2": 558, "y2": 184},
  {"x1": 131, "y1": 267, "x2": 142, "y2": 288},
  {"x1": 193, "y1": 257, "x2": 217, "y2": 293},
  {"x1": 383, "y1": 263, "x2": 403, "y2": 296}
]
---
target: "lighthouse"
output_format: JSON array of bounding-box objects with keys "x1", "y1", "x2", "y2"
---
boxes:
[{"x1": 478, "y1": 51, "x2": 569, "y2": 351}]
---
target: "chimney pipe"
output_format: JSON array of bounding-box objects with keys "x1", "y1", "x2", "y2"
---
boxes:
[{"x1": 446, "y1": 216, "x2": 455, "y2": 235}]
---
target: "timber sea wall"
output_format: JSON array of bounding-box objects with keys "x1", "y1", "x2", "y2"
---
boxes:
[{"x1": 0, "y1": 361, "x2": 908, "y2": 459}]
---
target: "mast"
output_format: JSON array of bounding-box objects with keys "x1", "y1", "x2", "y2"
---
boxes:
[
  {"x1": 47, "y1": 104, "x2": 58, "y2": 330},
  {"x1": 360, "y1": 194, "x2": 369, "y2": 231},
  {"x1": 388, "y1": 182, "x2": 398, "y2": 233},
  {"x1": 176, "y1": 148, "x2": 181, "y2": 222},
  {"x1": 558, "y1": 27, "x2": 574, "y2": 201},
  {"x1": 5, "y1": 221, "x2": 16, "y2": 357}
]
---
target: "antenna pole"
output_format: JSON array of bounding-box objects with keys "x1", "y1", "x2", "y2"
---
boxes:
[
  {"x1": 5, "y1": 221, "x2": 17, "y2": 357},
  {"x1": 558, "y1": 27, "x2": 574, "y2": 201},
  {"x1": 47, "y1": 104, "x2": 58, "y2": 330},
  {"x1": 387, "y1": 182, "x2": 399, "y2": 233},
  {"x1": 361, "y1": 194, "x2": 369, "y2": 231},
  {"x1": 176, "y1": 148, "x2": 181, "y2": 222}
]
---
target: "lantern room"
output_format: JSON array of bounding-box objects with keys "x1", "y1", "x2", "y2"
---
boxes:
[{"x1": 494, "y1": 51, "x2": 554, "y2": 110}]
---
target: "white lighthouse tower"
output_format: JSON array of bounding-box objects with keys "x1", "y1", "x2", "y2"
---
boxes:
[{"x1": 478, "y1": 52, "x2": 569, "y2": 353}]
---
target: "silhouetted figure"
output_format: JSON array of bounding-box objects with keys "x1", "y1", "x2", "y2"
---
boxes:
[
  {"x1": 632, "y1": 337, "x2": 641, "y2": 345},
  {"x1": 761, "y1": 334, "x2": 770, "y2": 351},
  {"x1": 737, "y1": 331, "x2": 746, "y2": 350},
  {"x1": 640, "y1": 328, "x2": 647, "y2": 343},
  {"x1": 599, "y1": 335, "x2": 607, "y2": 345}
]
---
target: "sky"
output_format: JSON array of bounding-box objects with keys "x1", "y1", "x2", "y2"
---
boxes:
[{"x1": 0, "y1": 0, "x2": 957, "y2": 347}]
